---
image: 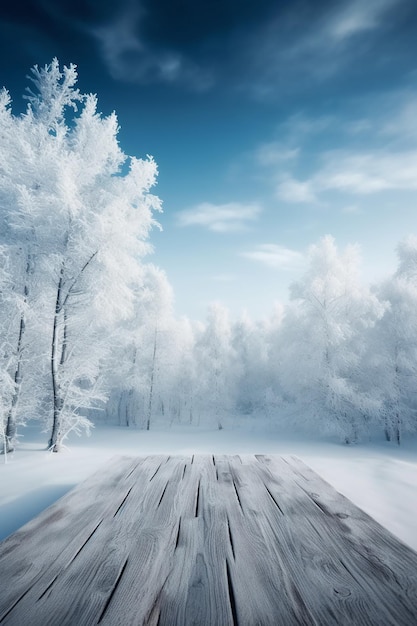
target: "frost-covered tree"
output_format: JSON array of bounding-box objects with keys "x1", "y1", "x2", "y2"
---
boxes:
[
  {"x1": 135, "y1": 266, "x2": 176, "y2": 430},
  {"x1": 0, "y1": 59, "x2": 161, "y2": 451},
  {"x1": 367, "y1": 236, "x2": 417, "y2": 443},
  {"x1": 0, "y1": 84, "x2": 47, "y2": 451},
  {"x1": 194, "y1": 303, "x2": 237, "y2": 429},
  {"x1": 104, "y1": 265, "x2": 175, "y2": 430},
  {"x1": 281, "y1": 236, "x2": 383, "y2": 442},
  {"x1": 231, "y1": 313, "x2": 269, "y2": 418},
  {"x1": 0, "y1": 249, "x2": 17, "y2": 457},
  {"x1": 262, "y1": 304, "x2": 287, "y2": 421},
  {"x1": 168, "y1": 317, "x2": 198, "y2": 425}
]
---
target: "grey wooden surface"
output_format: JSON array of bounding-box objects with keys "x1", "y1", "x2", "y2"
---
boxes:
[{"x1": 0, "y1": 454, "x2": 416, "y2": 625}]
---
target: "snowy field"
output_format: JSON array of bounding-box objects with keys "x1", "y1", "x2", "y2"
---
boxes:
[{"x1": 1, "y1": 422, "x2": 416, "y2": 555}]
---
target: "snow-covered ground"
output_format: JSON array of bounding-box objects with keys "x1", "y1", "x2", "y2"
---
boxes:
[{"x1": 1, "y1": 422, "x2": 416, "y2": 554}]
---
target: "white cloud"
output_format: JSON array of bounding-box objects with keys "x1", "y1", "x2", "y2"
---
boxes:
[
  {"x1": 346, "y1": 119, "x2": 374, "y2": 135},
  {"x1": 280, "y1": 113, "x2": 334, "y2": 138},
  {"x1": 91, "y1": 5, "x2": 144, "y2": 80},
  {"x1": 86, "y1": 0, "x2": 407, "y2": 98},
  {"x1": 90, "y1": 3, "x2": 213, "y2": 89},
  {"x1": 317, "y1": 150, "x2": 417, "y2": 194},
  {"x1": 254, "y1": 89, "x2": 417, "y2": 205},
  {"x1": 380, "y1": 96, "x2": 417, "y2": 141},
  {"x1": 274, "y1": 147, "x2": 417, "y2": 203},
  {"x1": 177, "y1": 202, "x2": 261, "y2": 232},
  {"x1": 328, "y1": 0, "x2": 399, "y2": 41},
  {"x1": 276, "y1": 176, "x2": 318, "y2": 204},
  {"x1": 255, "y1": 142, "x2": 299, "y2": 166},
  {"x1": 241, "y1": 244, "x2": 304, "y2": 269},
  {"x1": 245, "y1": 0, "x2": 406, "y2": 97}
]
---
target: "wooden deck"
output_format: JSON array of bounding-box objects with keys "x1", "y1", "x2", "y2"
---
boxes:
[{"x1": 0, "y1": 455, "x2": 416, "y2": 625}]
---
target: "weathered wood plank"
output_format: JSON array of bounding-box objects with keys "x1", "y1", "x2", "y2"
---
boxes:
[
  {"x1": 214, "y1": 454, "x2": 305, "y2": 625},
  {"x1": 153, "y1": 456, "x2": 207, "y2": 626},
  {"x1": 98, "y1": 455, "x2": 192, "y2": 626},
  {"x1": 1, "y1": 456, "x2": 171, "y2": 626},
  {"x1": 180, "y1": 455, "x2": 235, "y2": 626},
  {"x1": 145, "y1": 455, "x2": 237, "y2": 626},
  {"x1": 253, "y1": 455, "x2": 417, "y2": 625},
  {"x1": 0, "y1": 456, "x2": 143, "y2": 621},
  {"x1": 1, "y1": 454, "x2": 417, "y2": 626}
]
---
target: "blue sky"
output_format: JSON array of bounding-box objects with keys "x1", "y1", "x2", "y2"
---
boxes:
[{"x1": 1, "y1": 0, "x2": 417, "y2": 320}]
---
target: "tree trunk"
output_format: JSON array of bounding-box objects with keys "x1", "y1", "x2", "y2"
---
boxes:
[
  {"x1": 4, "y1": 259, "x2": 31, "y2": 453},
  {"x1": 48, "y1": 268, "x2": 64, "y2": 452},
  {"x1": 394, "y1": 363, "x2": 401, "y2": 446},
  {"x1": 48, "y1": 251, "x2": 98, "y2": 451},
  {"x1": 60, "y1": 309, "x2": 68, "y2": 366},
  {"x1": 146, "y1": 328, "x2": 158, "y2": 431},
  {"x1": 127, "y1": 347, "x2": 137, "y2": 427},
  {"x1": 117, "y1": 393, "x2": 124, "y2": 426},
  {"x1": 395, "y1": 412, "x2": 401, "y2": 445},
  {"x1": 4, "y1": 313, "x2": 25, "y2": 452}
]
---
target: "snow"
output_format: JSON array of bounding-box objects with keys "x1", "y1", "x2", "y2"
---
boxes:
[{"x1": 1, "y1": 422, "x2": 416, "y2": 554}]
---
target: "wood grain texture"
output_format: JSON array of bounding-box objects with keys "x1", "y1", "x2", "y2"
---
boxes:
[{"x1": 0, "y1": 454, "x2": 416, "y2": 625}]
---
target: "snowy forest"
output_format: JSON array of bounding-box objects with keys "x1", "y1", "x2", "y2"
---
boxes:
[{"x1": 1, "y1": 60, "x2": 417, "y2": 454}]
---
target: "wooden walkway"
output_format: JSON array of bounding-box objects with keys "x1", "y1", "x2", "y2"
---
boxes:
[{"x1": 0, "y1": 455, "x2": 416, "y2": 625}]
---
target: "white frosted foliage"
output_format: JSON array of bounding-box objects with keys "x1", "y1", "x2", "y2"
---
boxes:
[{"x1": 0, "y1": 59, "x2": 161, "y2": 452}]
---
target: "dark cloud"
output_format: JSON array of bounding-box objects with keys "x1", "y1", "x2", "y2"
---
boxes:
[
  {"x1": 90, "y1": 0, "x2": 417, "y2": 97},
  {"x1": 1, "y1": 0, "x2": 417, "y2": 99},
  {"x1": 139, "y1": 0, "x2": 278, "y2": 50}
]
